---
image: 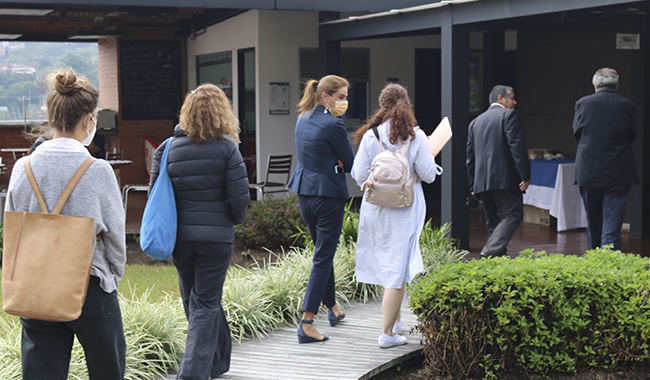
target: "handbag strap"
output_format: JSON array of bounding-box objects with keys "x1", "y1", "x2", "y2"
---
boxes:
[
  {"x1": 160, "y1": 136, "x2": 174, "y2": 176},
  {"x1": 24, "y1": 157, "x2": 96, "y2": 215}
]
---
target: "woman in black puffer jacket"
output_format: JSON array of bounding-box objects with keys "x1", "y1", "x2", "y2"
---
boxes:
[{"x1": 150, "y1": 84, "x2": 250, "y2": 380}]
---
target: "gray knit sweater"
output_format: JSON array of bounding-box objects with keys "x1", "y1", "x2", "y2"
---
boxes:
[{"x1": 4, "y1": 138, "x2": 126, "y2": 293}]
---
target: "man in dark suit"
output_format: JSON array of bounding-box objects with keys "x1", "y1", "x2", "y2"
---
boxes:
[
  {"x1": 467, "y1": 85, "x2": 530, "y2": 258},
  {"x1": 573, "y1": 68, "x2": 639, "y2": 250}
]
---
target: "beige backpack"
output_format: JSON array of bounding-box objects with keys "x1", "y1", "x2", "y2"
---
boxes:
[{"x1": 364, "y1": 127, "x2": 418, "y2": 208}]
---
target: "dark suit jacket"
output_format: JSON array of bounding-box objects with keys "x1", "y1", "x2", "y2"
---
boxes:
[
  {"x1": 467, "y1": 104, "x2": 530, "y2": 194},
  {"x1": 288, "y1": 105, "x2": 355, "y2": 199},
  {"x1": 573, "y1": 87, "x2": 639, "y2": 187}
]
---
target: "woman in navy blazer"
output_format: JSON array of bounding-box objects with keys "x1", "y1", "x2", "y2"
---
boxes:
[{"x1": 288, "y1": 75, "x2": 355, "y2": 343}]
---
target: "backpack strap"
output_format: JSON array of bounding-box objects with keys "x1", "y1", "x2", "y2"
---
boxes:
[
  {"x1": 24, "y1": 157, "x2": 96, "y2": 215},
  {"x1": 371, "y1": 126, "x2": 387, "y2": 152}
]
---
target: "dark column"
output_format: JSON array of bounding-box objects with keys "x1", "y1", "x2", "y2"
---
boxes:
[
  {"x1": 483, "y1": 30, "x2": 506, "y2": 94},
  {"x1": 632, "y1": 14, "x2": 647, "y2": 238},
  {"x1": 318, "y1": 12, "x2": 341, "y2": 77},
  {"x1": 440, "y1": 8, "x2": 470, "y2": 249}
]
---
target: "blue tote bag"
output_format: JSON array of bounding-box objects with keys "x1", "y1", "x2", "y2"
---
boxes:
[{"x1": 140, "y1": 137, "x2": 176, "y2": 260}]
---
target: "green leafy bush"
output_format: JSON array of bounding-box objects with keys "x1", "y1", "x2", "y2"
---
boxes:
[
  {"x1": 292, "y1": 198, "x2": 359, "y2": 250},
  {"x1": 409, "y1": 248, "x2": 650, "y2": 379},
  {"x1": 235, "y1": 195, "x2": 306, "y2": 251}
]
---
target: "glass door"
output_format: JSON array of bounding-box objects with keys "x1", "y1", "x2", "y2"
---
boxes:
[{"x1": 237, "y1": 48, "x2": 256, "y2": 183}]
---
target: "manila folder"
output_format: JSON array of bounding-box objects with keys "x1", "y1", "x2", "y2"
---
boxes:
[{"x1": 428, "y1": 116, "x2": 452, "y2": 157}]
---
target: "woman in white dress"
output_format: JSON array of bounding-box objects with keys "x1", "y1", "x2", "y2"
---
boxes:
[{"x1": 351, "y1": 83, "x2": 439, "y2": 348}]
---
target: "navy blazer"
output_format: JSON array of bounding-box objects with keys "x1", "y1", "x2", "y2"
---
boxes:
[
  {"x1": 573, "y1": 87, "x2": 639, "y2": 187},
  {"x1": 288, "y1": 105, "x2": 355, "y2": 199},
  {"x1": 467, "y1": 104, "x2": 530, "y2": 194}
]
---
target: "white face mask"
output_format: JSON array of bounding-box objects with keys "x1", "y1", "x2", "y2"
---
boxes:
[{"x1": 81, "y1": 115, "x2": 97, "y2": 146}]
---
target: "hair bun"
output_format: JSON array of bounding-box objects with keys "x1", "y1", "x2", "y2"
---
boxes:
[{"x1": 52, "y1": 68, "x2": 88, "y2": 95}]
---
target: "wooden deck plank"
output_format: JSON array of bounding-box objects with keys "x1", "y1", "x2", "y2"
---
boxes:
[{"x1": 161, "y1": 297, "x2": 423, "y2": 380}]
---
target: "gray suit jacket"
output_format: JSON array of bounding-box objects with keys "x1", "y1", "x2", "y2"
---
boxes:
[{"x1": 466, "y1": 104, "x2": 530, "y2": 194}]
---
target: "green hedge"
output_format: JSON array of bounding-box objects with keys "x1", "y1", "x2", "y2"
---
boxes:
[{"x1": 409, "y1": 248, "x2": 650, "y2": 379}]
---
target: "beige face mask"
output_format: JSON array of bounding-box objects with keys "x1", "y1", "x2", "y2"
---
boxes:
[{"x1": 327, "y1": 94, "x2": 348, "y2": 117}]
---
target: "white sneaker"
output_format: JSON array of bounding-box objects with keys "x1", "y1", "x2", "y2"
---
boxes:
[
  {"x1": 392, "y1": 320, "x2": 403, "y2": 335},
  {"x1": 378, "y1": 333, "x2": 407, "y2": 348}
]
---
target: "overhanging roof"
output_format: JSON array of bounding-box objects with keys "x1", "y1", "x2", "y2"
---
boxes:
[
  {"x1": 0, "y1": 0, "x2": 438, "y2": 41},
  {"x1": 320, "y1": 0, "x2": 650, "y2": 41}
]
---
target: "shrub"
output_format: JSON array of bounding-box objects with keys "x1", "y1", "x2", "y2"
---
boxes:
[
  {"x1": 409, "y1": 248, "x2": 650, "y2": 379},
  {"x1": 294, "y1": 198, "x2": 361, "y2": 249},
  {"x1": 418, "y1": 220, "x2": 468, "y2": 277},
  {"x1": 235, "y1": 195, "x2": 306, "y2": 251}
]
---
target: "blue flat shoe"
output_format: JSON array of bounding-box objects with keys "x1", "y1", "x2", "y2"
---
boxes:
[
  {"x1": 297, "y1": 320, "x2": 328, "y2": 343},
  {"x1": 328, "y1": 309, "x2": 346, "y2": 327}
]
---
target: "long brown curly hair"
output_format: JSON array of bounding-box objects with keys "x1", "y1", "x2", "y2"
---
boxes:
[
  {"x1": 353, "y1": 83, "x2": 417, "y2": 146},
  {"x1": 179, "y1": 83, "x2": 240, "y2": 143}
]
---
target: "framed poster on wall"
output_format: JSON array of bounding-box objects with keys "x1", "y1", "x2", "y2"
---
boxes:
[{"x1": 269, "y1": 82, "x2": 289, "y2": 115}]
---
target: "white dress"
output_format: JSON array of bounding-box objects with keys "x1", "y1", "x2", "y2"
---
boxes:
[{"x1": 351, "y1": 120, "x2": 439, "y2": 288}]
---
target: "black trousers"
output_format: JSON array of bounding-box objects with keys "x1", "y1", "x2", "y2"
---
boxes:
[
  {"x1": 298, "y1": 194, "x2": 345, "y2": 315},
  {"x1": 21, "y1": 276, "x2": 126, "y2": 380},
  {"x1": 579, "y1": 186, "x2": 630, "y2": 250},
  {"x1": 173, "y1": 241, "x2": 233, "y2": 380},
  {"x1": 478, "y1": 189, "x2": 524, "y2": 257}
]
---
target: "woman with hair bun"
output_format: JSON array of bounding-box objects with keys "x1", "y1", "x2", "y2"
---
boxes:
[
  {"x1": 5, "y1": 68, "x2": 127, "y2": 378},
  {"x1": 351, "y1": 83, "x2": 439, "y2": 348},
  {"x1": 149, "y1": 83, "x2": 250, "y2": 378},
  {"x1": 288, "y1": 75, "x2": 355, "y2": 343}
]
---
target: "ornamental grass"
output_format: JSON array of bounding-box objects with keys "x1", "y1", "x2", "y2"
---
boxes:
[{"x1": 0, "y1": 203, "x2": 466, "y2": 379}]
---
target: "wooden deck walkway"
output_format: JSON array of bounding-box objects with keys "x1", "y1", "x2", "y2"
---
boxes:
[{"x1": 162, "y1": 297, "x2": 423, "y2": 380}]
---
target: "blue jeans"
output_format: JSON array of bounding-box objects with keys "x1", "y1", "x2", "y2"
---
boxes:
[
  {"x1": 579, "y1": 186, "x2": 630, "y2": 250},
  {"x1": 21, "y1": 276, "x2": 126, "y2": 380},
  {"x1": 298, "y1": 194, "x2": 345, "y2": 314},
  {"x1": 173, "y1": 242, "x2": 233, "y2": 380}
]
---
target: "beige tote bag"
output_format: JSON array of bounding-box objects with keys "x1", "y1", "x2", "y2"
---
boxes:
[{"x1": 2, "y1": 157, "x2": 97, "y2": 322}]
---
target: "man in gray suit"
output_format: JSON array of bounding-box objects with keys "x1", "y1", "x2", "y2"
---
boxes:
[
  {"x1": 467, "y1": 85, "x2": 531, "y2": 258},
  {"x1": 573, "y1": 68, "x2": 639, "y2": 250}
]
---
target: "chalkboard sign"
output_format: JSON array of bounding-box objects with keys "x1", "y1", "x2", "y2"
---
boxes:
[{"x1": 120, "y1": 41, "x2": 181, "y2": 120}]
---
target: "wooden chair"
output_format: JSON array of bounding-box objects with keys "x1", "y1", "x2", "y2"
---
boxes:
[{"x1": 249, "y1": 154, "x2": 293, "y2": 201}]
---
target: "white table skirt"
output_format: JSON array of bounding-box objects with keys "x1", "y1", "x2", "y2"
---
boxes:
[{"x1": 523, "y1": 163, "x2": 587, "y2": 231}]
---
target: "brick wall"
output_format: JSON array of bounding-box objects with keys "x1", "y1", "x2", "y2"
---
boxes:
[{"x1": 98, "y1": 27, "x2": 188, "y2": 186}]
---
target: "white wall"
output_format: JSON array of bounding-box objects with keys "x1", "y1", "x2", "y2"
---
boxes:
[
  {"x1": 344, "y1": 36, "x2": 440, "y2": 115},
  {"x1": 257, "y1": 10, "x2": 318, "y2": 182},
  {"x1": 187, "y1": 10, "x2": 260, "y2": 122},
  {"x1": 186, "y1": 10, "x2": 463, "y2": 195}
]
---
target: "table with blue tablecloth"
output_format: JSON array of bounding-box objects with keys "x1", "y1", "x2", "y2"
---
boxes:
[{"x1": 523, "y1": 159, "x2": 587, "y2": 231}]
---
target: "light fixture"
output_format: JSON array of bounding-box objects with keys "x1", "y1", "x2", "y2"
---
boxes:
[
  {"x1": 68, "y1": 30, "x2": 130, "y2": 40},
  {"x1": 0, "y1": 8, "x2": 52, "y2": 16}
]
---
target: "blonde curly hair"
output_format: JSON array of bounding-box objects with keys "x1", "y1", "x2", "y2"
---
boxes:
[{"x1": 179, "y1": 83, "x2": 240, "y2": 143}]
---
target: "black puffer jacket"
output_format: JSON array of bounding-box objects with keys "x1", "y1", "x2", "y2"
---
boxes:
[{"x1": 150, "y1": 125, "x2": 250, "y2": 243}]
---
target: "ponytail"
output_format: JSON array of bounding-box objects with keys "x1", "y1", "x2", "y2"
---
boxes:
[
  {"x1": 297, "y1": 79, "x2": 319, "y2": 116},
  {"x1": 297, "y1": 75, "x2": 349, "y2": 117}
]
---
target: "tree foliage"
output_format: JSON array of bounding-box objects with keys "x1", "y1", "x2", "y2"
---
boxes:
[{"x1": 0, "y1": 42, "x2": 98, "y2": 121}]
